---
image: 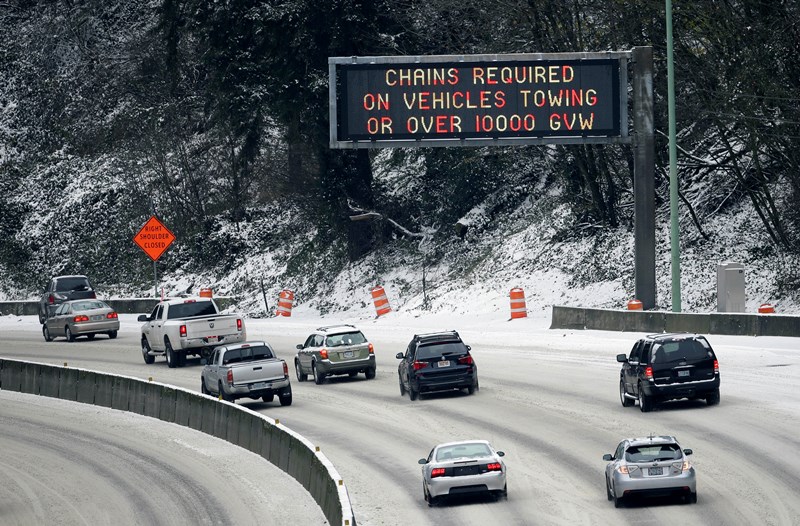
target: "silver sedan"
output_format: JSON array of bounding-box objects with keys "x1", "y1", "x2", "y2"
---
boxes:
[
  {"x1": 42, "y1": 299, "x2": 120, "y2": 342},
  {"x1": 603, "y1": 435, "x2": 697, "y2": 508},
  {"x1": 419, "y1": 440, "x2": 507, "y2": 506}
]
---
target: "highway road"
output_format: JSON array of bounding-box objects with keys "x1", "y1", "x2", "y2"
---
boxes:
[{"x1": 2, "y1": 313, "x2": 799, "y2": 525}]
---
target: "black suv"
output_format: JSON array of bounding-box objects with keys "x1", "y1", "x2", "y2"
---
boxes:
[
  {"x1": 617, "y1": 333, "x2": 720, "y2": 412},
  {"x1": 396, "y1": 331, "x2": 478, "y2": 401},
  {"x1": 39, "y1": 275, "x2": 96, "y2": 323}
]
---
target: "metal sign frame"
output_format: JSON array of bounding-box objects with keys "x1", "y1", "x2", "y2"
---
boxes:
[{"x1": 329, "y1": 51, "x2": 631, "y2": 149}]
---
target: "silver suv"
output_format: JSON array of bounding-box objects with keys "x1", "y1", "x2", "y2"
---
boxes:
[
  {"x1": 294, "y1": 325, "x2": 376, "y2": 384},
  {"x1": 39, "y1": 275, "x2": 96, "y2": 323}
]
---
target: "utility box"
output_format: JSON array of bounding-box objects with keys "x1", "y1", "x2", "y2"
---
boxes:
[{"x1": 717, "y1": 261, "x2": 745, "y2": 312}]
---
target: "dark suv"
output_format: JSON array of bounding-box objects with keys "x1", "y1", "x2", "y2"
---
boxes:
[
  {"x1": 617, "y1": 333, "x2": 720, "y2": 412},
  {"x1": 396, "y1": 331, "x2": 478, "y2": 401},
  {"x1": 39, "y1": 275, "x2": 96, "y2": 323}
]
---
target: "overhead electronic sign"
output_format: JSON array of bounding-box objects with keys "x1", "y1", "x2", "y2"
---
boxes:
[{"x1": 329, "y1": 52, "x2": 629, "y2": 148}]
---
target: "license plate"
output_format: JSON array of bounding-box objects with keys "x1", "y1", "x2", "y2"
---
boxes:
[
  {"x1": 344, "y1": 351, "x2": 354, "y2": 358},
  {"x1": 91, "y1": 315, "x2": 102, "y2": 321},
  {"x1": 438, "y1": 360, "x2": 450, "y2": 368},
  {"x1": 250, "y1": 382, "x2": 267, "y2": 390},
  {"x1": 648, "y1": 467, "x2": 663, "y2": 476},
  {"x1": 678, "y1": 370, "x2": 690, "y2": 377},
  {"x1": 207, "y1": 336, "x2": 219, "y2": 343}
]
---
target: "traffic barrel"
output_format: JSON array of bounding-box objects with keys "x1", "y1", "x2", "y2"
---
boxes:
[
  {"x1": 627, "y1": 299, "x2": 643, "y2": 310},
  {"x1": 199, "y1": 287, "x2": 213, "y2": 298},
  {"x1": 758, "y1": 303, "x2": 775, "y2": 314},
  {"x1": 276, "y1": 289, "x2": 295, "y2": 317},
  {"x1": 510, "y1": 287, "x2": 527, "y2": 319},
  {"x1": 371, "y1": 286, "x2": 392, "y2": 316}
]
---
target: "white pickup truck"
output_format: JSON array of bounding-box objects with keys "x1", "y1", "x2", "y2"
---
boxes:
[
  {"x1": 201, "y1": 341, "x2": 292, "y2": 405},
  {"x1": 138, "y1": 297, "x2": 246, "y2": 368}
]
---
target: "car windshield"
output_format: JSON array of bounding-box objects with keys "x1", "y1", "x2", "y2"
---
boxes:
[
  {"x1": 56, "y1": 277, "x2": 91, "y2": 292},
  {"x1": 325, "y1": 331, "x2": 366, "y2": 347},
  {"x1": 436, "y1": 443, "x2": 492, "y2": 461},
  {"x1": 71, "y1": 300, "x2": 107, "y2": 311},
  {"x1": 167, "y1": 300, "x2": 217, "y2": 319},
  {"x1": 417, "y1": 342, "x2": 467, "y2": 360},
  {"x1": 652, "y1": 339, "x2": 712, "y2": 363},
  {"x1": 625, "y1": 444, "x2": 682, "y2": 462}
]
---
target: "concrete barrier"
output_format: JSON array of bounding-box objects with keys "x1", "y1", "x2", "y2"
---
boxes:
[
  {"x1": 0, "y1": 297, "x2": 238, "y2": 316},
  {"x1": 551, "y1": 305, "x2": 800, "y2": 337},
  {"x1": 0, "y1": 358, "x2": 357, "y2": 526}
]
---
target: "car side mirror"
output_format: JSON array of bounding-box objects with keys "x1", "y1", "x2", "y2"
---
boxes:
[
  {"x1": 466, "y1": 345, "x2": 471, "y2": 351},
  {"x1": 683, "y1": 448, "x2": 693, "y2": 456},
  {"x1": 137, "y1": 314, "x2": 148, "y2": 322},
  {"x1": 396, "y1": 352, "x2": 404, "y2": 359},
  {"x1": 602, "y1": 454, "x2": 614, "y2": 461},
  {"x1": 497, "y1": 451, "x2": 505, "y2": 457},
  {"x1": 418, "y1": 458, "x2": 427, "y2": 465},
  {"x1": 616, "y1": 354, "x2": 628, "y2": 363},
  {"x1": 296, "y1": 344, "x2": 303, "y2": 350}
]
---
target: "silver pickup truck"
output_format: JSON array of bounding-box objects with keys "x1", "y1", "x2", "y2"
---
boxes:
[{"x1": 201, "y1": 341, "x2": 292, "y2": 405}]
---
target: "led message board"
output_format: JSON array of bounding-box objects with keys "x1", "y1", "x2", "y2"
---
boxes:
[{"x1": 329, "y1": 53, "x2": 629, "y2": 148}]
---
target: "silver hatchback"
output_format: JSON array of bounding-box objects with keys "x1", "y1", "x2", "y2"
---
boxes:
[{"x1": 603, "y1": 435, "x2": 696, "y2": 507}]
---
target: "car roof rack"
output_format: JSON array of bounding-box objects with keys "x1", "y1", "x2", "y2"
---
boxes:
[{"x1": 317, "y1": 324, "x2": 357, "y2": 332}]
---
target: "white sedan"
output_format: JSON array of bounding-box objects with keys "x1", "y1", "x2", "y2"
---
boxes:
[{"x1": 418, "y1": 440, "x2": 507, "y2": 506}]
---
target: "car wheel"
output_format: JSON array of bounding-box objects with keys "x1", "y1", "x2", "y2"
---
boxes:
[
  {"x1": 65, "y1": 326, "x2": 75, "y2": 342},
  {"x1": 38, "y1": 311, "x2": 45, "y2": 324},
  {"x1": 166, "y1": 341, "x2": 177, "y2": 368},
  {"x1": 409, "y1": 385, "x2": 419, "y2": 401},
  {"x1": 177, "y1": 350, "x2": 186, "y2": 367},
  {"x1": 312, "y1": 362, "x2": 325, "y2": 385},
  {"x1": 262, "y1": 393, "x2": 275, "y2": 403},
  {"x1": 279, "y1": 386, "x2": 293, "y2": 406},
  {"x1": 620, "y1": 380, "x2": 634, "y2": 407},
  {"x1": 108, "y1": 330, "x2": 118, "y2": 339},
  {"x1": 42, "y1": 324, "x2": 53, "y2": 342},
  {"x1": 365, "y1": 367, "x2": 376, "y2": 380},
  {"x1": 219, "y1": 382, "x2": 234, "y2": 403},
  {"x1": 638, "y1": 383, "x2": 653, "y2": 412},
  {"x1": 201, "y1": 379, "x2": 209, "y2": 395},
  {"x1": 424, "y1": 483, "x2": 436, "y2": 507},
  {"x1": 689, "y1": 491, "x2": 698, "y2": 504},
  {"x1": 295, "y1": 360, "x2": 307, "y2": 382},
  {"x1": 141, "y1": 339, "x2": 155, "y2": 364},
  {"x1": 399, "y1": 378, "x2": 406, "y2": 396},
  {"x1": 613, "y1": 492, "x2": 624, "y2": 508},
  {"x1": 86, "y1": 334, "x2": 96, "y2": 341},
  {"x1": 706, "y1": 389, "x2": 720, "y2": 406},
  {"x1": 605, "y1": 476, "x2": 613, "y2": 501}
]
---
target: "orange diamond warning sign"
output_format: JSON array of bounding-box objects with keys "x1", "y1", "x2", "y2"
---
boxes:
[{"x1": 134, "y1": 216, "x2": 176, "y2": 261}]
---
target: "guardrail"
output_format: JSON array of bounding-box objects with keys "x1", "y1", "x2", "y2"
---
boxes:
[
  {"x1": 550, "y1": 305, "x2": 800, "y2": 337},
  {"x1": 0, "y1": 298, "x2": 238, "y2": 317},
  {"x1": 0, "y1": 358, "x2": 356, "y2": 526}
]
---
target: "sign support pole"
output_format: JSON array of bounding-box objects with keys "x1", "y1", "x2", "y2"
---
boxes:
[{"x1": 153, "y1": 260, "x2": 158, "y2": 299}]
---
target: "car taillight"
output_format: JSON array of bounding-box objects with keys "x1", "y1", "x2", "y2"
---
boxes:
[
  {"x1": 180, "y1": 324, "x2": 187, "y2": 337},
  {"x1": 48, "y1": 294, "x2": 55, "y2": 304},
  {"x1": 714, "y1": 359, "x2": 719, "y2": 374},
  {"x1": 413, "y1": 361, "x2": 429, "y2": 371},
  {"x1": 645, "y1": 366, "x2": 653, "y2": 380},
  {"x1": 618, "y1": 465, "x2": 629, "y2": 474},
  {"x1": 73, "y1": 315, "x2": 89, "y2": 322},
  {"x1": 237, "y1": 318, "x2": 243, "y2": 331},
  {"x1": 458, "y1": 354, "x2": 474, "y2": 365},
  {"x1": 320, "y1": 348, "x2": 328, "y2": 359},
  {"x1": 106, "y1": 312, "x2": 118, "y2": 319},
  {"x1": 486, "y1": 463, "x2": 502, "y2": 472},
  {"x1": 368, "y1": 342, "x2": 374, "y2": 354},
  {"x1": 673, "y1": 460, "x2": 691, "y2": 472},
  {"x1": 227, "y1": 369, "x2": 233, "y2": 384},
  {"x1": 431, "y1": 468, "x2": 446, "y2": 478},
  {"x1": 283, "y1": 362, "x2": 289, "y2": 377}
]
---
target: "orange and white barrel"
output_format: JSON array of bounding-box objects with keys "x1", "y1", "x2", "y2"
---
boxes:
[
  {"x1": 627, "y1": 299, "x2": 643, "y2": 310},
  {"x1": 758, "y1": 303, "x2": 775, "y2": 314},
  {"x1": 276, "y1": 289, "x2": 295, "y2": 317},
  {"x1": 199, "y1": 287, "x2": 213, "y2": 298},
  {"x1": 510, "y1": 287, "x2": 527, "y2": 319},
  {"x1": 371, "y1": 286, "x2": 392, "y2": 316}
]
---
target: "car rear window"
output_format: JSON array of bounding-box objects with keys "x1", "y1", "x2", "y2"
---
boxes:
[
  {"x1": 436, "y1": 442, "x2": 491, "y2": 461},
  {"x1": 167, "y1": 300, "x2": 217, "y2": 319},
  {"x1": 72, "y1": 300, "x2": 107, "y2": 311},
  {"x1": 417, "y1": 342, "x2": 467, "y2": 360},
  {"x1": 325, "y1": 331, "x2": 367, "y2": 347},
  {"x1": 625, "y1": 444, "x2": 682, "y2": 462},
  {"x1": 56, "y1": 277, "x2": 91, "y2": 292},
  {"x1": 222, "y1": 345, "x2": 274, "y2": 365},
  {"x1": 652, "y1": 339, "x2": 713, "y2": 363}
]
